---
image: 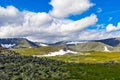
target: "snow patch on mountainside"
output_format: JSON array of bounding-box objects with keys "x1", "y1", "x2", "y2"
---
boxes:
[
  {"x1": 41, "y1": 49, "x2": 77, "y2": 57},
  {"x1": 39, "y1": 43, "x2": 48, "y2": 46},
  {"x1": 104, "y1": 46, "x2": 109, "y2": 52},
  {"x1": 66, "y1": 41, "x2": 87, "y2": 45},
  {"x1": 1, "y1": 44, "x2": 16, "y2": 48}
]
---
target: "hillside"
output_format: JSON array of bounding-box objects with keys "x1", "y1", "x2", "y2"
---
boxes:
[
  {"x1": 50, "y1": 37, "x2": 120, "y2": 52},
  {"x1": 68, "y1": 42, "x2": 113, "y2": 52},
  {"x1": 13, "y1": 44, "x2": 67, "y2": 56},
  {"x1": 0, "y1": 38, "x2": 38, "y2": 48},
  {"x1": 1, "y1": 37, "x2": 120, "y2": 52},
  {"x1": 95, "y1": 38, "x2": 120, "y2": 47}
]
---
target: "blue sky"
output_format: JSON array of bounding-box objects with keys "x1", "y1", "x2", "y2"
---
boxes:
[
  {"x1": 0, "y1": 0, "x2": 120, "y2": 42},
  {"x1": 1, "y1": 0, "x2": 119, "y2": 24},
  {"x1": 0, "y1": 0, "x2": 52, "y2": 12}
]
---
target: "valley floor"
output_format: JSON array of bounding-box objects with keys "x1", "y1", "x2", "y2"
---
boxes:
[{"x1": 13, "y1": 47, "x2": 120, "y2": 63}]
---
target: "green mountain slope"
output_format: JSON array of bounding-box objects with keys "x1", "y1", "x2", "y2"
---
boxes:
[
  {"x1": 0, "y1": 38, "x2": 38, "y2": 48},
  {"x1": 68, "y1": 42, "x2": 113, "y2": 52},
  {"x1": 13, "y1": 44, "x2": 67, "y2": 56}
]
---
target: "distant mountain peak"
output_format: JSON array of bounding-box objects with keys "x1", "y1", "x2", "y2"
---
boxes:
[{"x1": 0, "y1": 38, "x2": 38, "y2": 48}]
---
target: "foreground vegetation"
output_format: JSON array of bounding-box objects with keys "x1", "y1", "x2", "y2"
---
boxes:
[
  {"x1": 4, "y1": 47, "x2": 120, "y2": 80},
  {"x1": 0, "y1": 53, "x2": 68, "y2": 80},
  {"x1": 65, "y1": 63, "x2": 120, "y2": 80},
  {"x1": 1, "y1": 53, "x2": 120, "y2": 80}
]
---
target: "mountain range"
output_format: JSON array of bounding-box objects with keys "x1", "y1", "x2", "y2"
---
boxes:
[{"x1": 0, "y1": 37, "x2": 120, "y2": 52}]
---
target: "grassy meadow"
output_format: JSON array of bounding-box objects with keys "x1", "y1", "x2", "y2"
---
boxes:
[
  {"x1": 63, "y1": 63, "x2": 120, "y2": 80},
  {"x1": 49, "y1": 51, "x2": 120, "y2": 63},
  {"x1": 13, "y1": 47, "x2": 120, "y2": 63}
]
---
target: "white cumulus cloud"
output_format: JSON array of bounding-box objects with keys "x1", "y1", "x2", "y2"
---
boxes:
[
  {"x1": 59, "y1": 14, "x2": 98, "y2": 33},
  {"x1": 106, "y1": 22, "x2": 120, "y2": 32},
  {"x1": 0, "y1": 6, "x2": 23, "y2": 25},
  {"x1": 0, "y1": 1, "x2": 97, "y2": 43},
  {"x1": 49, "y1": 0, "x2": 94, "y2": 18},
  {"x1": 78, "y1": 30, "x2": 119, "y2": 41}
]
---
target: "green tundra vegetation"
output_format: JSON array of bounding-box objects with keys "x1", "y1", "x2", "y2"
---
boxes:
[
  {"x1": 13, "y1": 45, "x2": 66, "y2": 56},
  {"x1": 1, "y1": 53, "x2": 120, "y2": 80},
  {"x1": 1, "y1": 46, "x2": 120, "y2": 80},
  {"x1": 49, "y1": 51, "x2": 120, "y2": 63},
  {"x1": 13, "y1": 47, "x2": 120, "y2": 63},
  {"x1": 0, "y1": 53, "x2": 69, "y2": 80},
  {"x1": 65, "y1": 63, "x2": 120, "y2": 80}
]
